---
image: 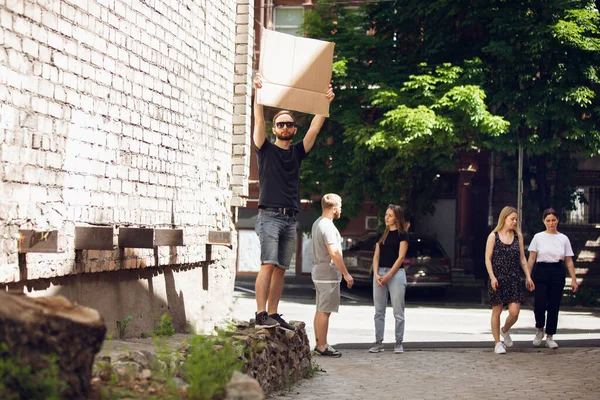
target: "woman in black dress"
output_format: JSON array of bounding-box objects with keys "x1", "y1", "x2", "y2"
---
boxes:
[{"x1": 485, "y1": 206, "x2": 534, "y2": 354}]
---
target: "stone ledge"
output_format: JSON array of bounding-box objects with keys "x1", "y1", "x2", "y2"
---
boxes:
[
  {"x1": 233, "y1": 320, "x2": 312, "y2": 396},
  {"x1": 94, "y1": 322, "x2": 313, "y2": 398}
]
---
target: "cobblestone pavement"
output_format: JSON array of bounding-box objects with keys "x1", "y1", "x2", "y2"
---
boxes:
[{"x1": 275, "y1": 347, "x2": 600, "y2": 400}]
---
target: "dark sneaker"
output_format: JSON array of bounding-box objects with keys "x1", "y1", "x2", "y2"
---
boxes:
[
  {"x1": 314, "y1": 345, "x2": 342, "y2": 358},
  {"x1": 255, "y1": 311, "x2": 279, "y2": 329},
  {"x1": 369, "y1": 342, "x2": 384, "y2": 353},
  {"x1": 269, "y1": 313, "x2": 295, "y2": 331}
]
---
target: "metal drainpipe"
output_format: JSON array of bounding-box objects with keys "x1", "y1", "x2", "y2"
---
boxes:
[
  {"x1": 518, "y1": 145, "x2": 523, "y2": 231},
  {"x1": 260, "y1": 0, "x2": 265, "y2": 29},
  {"x1": 266, "y1": 0, "x2": 273, "y2": 29}
]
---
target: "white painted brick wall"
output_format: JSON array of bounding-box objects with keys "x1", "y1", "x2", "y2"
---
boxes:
[
  {"x1": 231, "y1": 0, "x2": 253, "y2": 206},
  {"x1": 0, "y1": 0, "x2": 252, "y2": 283}
]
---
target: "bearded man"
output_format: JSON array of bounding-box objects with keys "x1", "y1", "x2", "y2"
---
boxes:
[{"x1": 251, "y1": 73, "x2": 335, "y2": 330}]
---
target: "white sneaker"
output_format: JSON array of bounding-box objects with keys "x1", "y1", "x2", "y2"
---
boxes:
[
  {"x1": 533, "y1": 329, "x2": 544, "y2": 346},
  {"x1": 545, "y1": 337, "x2": 559, "y2": 349},
  {"x1": 394, "y1": 342, "x2": 404, "y2": 354},
  {"x1": 369, "y1": 342, "x2": 385, "y2": 353},
  {"x1": 494, "y1": 342, "x2": 506, "y2": 354},
  {"x1": 500, "y1": 328, "x2": 513, "y2": 347}
]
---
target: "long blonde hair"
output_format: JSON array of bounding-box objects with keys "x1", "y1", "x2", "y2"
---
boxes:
[
  {"x1": 493, "y1": 206, "x2": 522, "y2": 237},
  {"x1": 378, "y1": 204, "x2": 408, "y2": 245}
]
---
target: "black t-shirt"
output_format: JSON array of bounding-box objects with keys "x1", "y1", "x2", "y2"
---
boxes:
[
  {"x1": 255, "y1": 139, "x2": 307, "y2": 211},
  {"x1": 378, "y1": 230, "x2": 409, "y2": 268}
]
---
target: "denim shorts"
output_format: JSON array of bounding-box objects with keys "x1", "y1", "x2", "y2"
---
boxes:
[{"x1": 255, "y1": 209, "x2": 297, "y2": 270}]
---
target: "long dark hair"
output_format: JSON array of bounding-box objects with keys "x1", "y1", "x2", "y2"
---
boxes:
[
  {"x1": 378, "y1": 204, "x2": 408, "y2": 245},
  {"x1": 543, "y1": 207, "x2": 559, "y2": 221}
]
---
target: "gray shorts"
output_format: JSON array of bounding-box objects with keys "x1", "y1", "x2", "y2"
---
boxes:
[{"x1": 314, "y1": 281, "x2": 341, "y2": 313}]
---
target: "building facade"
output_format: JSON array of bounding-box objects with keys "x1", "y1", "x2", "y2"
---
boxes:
[
  {"x1": 242, "y1": 0, "x2": 600, "y2": 289},
  {"x1": 0, "y1": 0, "x2": 254, "y2": 336}
]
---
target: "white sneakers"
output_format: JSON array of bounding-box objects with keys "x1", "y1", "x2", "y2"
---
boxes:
[
  {"x1": 533, "y1": 329, "x2": 544, "y2": 346},
  {"x1": 500, "y1": 327, "x2": 513, "y2": 347},
  {"x1": 394, "y1": 342, "x2": 404, "y2": 354},
  {"x1": 532, "y1": 329, "x2": 558, "y2": 348},
  {"x1": 545, "y1": 337, "x2": 559, "y2": 349},
  {"x1": 494, "y1": 342, "x2": 506, "y2": 354}
]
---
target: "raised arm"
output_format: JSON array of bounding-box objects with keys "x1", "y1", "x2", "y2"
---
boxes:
[
  {"x1": 327, "y1": 243, "x2": 354, "y2": 289},
  {"x1": 303, "y1": 84, "x2": 335, "y2": 153},
  {"x1": 253, "y1": 73, "x2": 266, "y2": 149}
]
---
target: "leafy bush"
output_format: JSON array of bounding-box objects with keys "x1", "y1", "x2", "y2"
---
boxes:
[
  {"x1": 0, "y1": 343, "x2": 67, "y2": 400},
  {"x1": 303, "y1": 361, "x2": 322, "y2": 379},
  {"x1": 181, "y1": 331, "x2": 244, "y2": 400},
  {"x1": 154, "y1": 313, "x2": 176, "y2": 337},
  {"x1": 117, "y1": 315, "x2": 133, "y2": 339},
  {"x1": 563, "y1": 287, "x2": 600, "y2": 307}
]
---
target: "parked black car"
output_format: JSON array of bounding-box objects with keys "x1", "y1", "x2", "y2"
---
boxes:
[{"x1": 342, "y1": 233, "x2": 452, "y2": 289}]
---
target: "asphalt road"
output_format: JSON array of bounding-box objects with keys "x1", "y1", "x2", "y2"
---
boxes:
[{"x1": 232, "y1": 288, "x2": 600, "y2": 348}]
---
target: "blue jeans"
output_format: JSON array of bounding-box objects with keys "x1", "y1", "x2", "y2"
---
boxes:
[
  {"x1": 373, "y1": 267, "x2": 407, "y2": 342},
  {"x1": 255, "y1": 209, "x2": 297, "y2": 270}
]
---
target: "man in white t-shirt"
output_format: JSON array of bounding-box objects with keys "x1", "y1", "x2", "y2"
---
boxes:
[{"x1": 311, "y1": 193, "x2": 354, "y2": 357}]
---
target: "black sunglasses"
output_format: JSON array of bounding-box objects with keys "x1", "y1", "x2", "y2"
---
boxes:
[{"x1": 275, "y1": 122, "x2": 295, "y2": 129}]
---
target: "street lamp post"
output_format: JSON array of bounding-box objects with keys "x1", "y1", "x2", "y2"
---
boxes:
[{"x1": 518, "y1": 145, "x2": 523, "y2": 231}]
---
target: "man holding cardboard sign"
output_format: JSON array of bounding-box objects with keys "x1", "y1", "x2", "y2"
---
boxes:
[{"x1": 252, "y1": 72, "x2": 335, "y2": 330}]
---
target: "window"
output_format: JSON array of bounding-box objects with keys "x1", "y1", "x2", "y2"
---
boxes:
[
  {"x1": 589, "y1": 187, "x2": 600, "y2": 224},
  {"x1": 565, "y1": 187, "x2": 600, "y2": 225},
  {"x1": 566, "y1": 188, "x2": 586, "y2": 224},
  {"x1": 274, "y1": 7, "x2": 304, "y2": 36}
]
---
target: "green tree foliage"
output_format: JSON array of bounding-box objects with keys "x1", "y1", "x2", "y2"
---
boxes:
[
  {"x1": 301, "y1": 0, "x2": 600, "y2": 227},
  {"x1": 301, "y1": 1, "x2": 509, "y2": 219},
  {"x1": 474, "y1": 1, "x2": 600, "y2": 227}
]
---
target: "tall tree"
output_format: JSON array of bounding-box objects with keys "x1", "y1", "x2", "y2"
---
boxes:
[
  {"x1": 301, "y1": 0, "x2": 600, "y2": 231},
  {"x1": 301, "y1": 1, "x2": 509, "y2": 220},
  {"x1": 475, "y1": 1, "x2": 600, "y2": 229}
]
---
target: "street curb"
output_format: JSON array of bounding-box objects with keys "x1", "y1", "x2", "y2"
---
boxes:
[{"x1": 333, "y1": 339, "x2": 600, "y2": 350}]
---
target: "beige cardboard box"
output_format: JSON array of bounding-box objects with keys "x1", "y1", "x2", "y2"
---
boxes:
[{"x1": 257, "y1": 28, "x2": 335, "y2": 117}]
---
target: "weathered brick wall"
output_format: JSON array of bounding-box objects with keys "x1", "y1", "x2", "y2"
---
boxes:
[
  {"x1": 232, "y1": 0, "x2": 253, "y2": 208},
  {"x1": 0, "y1": 0, "x2": 252, "y2": 310}
]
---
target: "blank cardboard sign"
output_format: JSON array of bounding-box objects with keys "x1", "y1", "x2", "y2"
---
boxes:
[{"x1": 257, "y1": 28, "x2": 335, "y2": 116}]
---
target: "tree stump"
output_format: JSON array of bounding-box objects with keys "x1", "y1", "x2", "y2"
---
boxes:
[{"x1": 0, "y1": 292, "x2": 107, "y2": 399}]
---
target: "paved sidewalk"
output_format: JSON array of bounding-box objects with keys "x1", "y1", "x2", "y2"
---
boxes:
[{"x1": 276, "y1": 347, "x2": 600, "y2": 400}]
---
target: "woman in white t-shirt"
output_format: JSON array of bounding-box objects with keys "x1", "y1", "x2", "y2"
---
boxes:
[{"x1": 527, "y1": 208, "x2": 579, "y2": 349}]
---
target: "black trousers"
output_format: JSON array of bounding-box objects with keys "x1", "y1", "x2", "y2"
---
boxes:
[{"x1": 533, "y1": 262, "x2": 566, "y2": 335}]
